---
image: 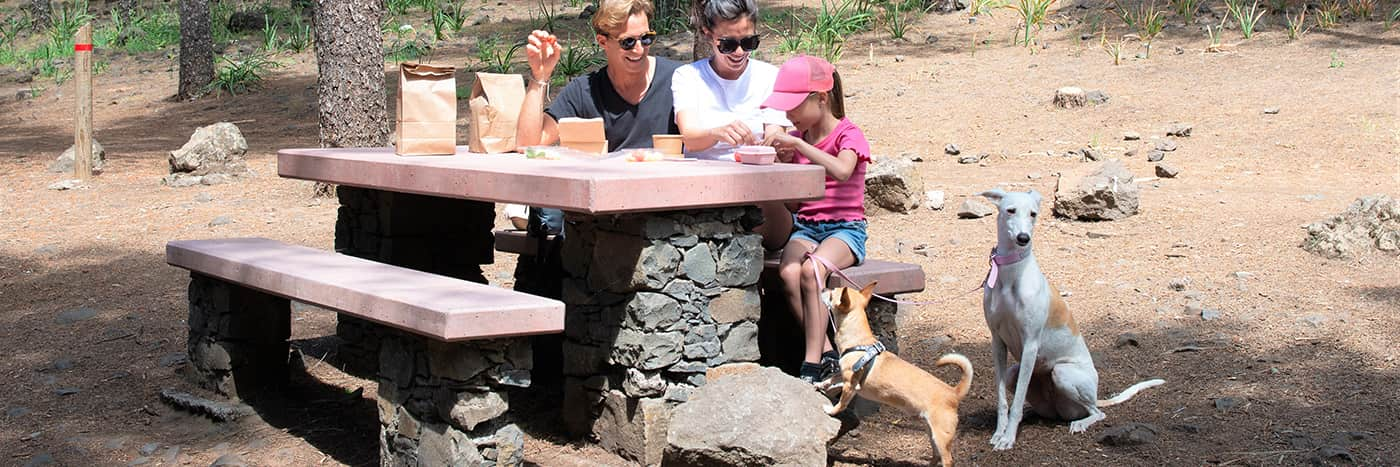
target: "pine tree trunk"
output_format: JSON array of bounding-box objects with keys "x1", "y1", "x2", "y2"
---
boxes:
[
  {"x1": 29, "y1": 0, "x2": 51, "y2": 32},
  {"x1": 177, "y1": 0, "x2": 213, "y2": 99},
  {"x1": 689, "y1": 0, "x2": 710, "y2": 61},
  {"x1": 312, "y1": 0, "x2": 387, "y2": 196}
]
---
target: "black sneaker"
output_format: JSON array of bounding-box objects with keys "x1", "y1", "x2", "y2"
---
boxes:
[{"x1": 799, "y1": 361, "x2": 825, "y2": 384}]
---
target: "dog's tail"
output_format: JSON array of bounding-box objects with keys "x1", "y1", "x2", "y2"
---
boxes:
[
  {"x1": 936, "y1": 353, "x2": 974, "y2": 399},
  {"x1": 1097, "y1": 379, "x2": 1166, "y2": 407}
]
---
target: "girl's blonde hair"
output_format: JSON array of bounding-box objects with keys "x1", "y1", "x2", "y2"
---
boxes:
[{"x1": 592, "y1": 0, "x2": 656, "y2": 36}]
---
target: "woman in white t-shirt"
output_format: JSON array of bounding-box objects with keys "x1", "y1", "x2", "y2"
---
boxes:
[{"x1": 673, "y1": 0, "x2": 793, "y2": 249}]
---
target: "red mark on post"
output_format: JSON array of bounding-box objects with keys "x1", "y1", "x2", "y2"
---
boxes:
[{"x1": 74, "y1": 43, "x2": 93, "y2": 52}]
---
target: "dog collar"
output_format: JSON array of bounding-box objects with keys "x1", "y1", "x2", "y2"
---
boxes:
[{"x1": 986, "y1": 247, "x2": 1030, "y2": 289}]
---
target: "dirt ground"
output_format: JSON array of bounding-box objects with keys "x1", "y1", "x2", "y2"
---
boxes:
[{"x1": 2, "y1": 0, "x2": 1398, "y2": 465}]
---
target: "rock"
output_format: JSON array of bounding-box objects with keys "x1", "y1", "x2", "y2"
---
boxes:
[
  {"x1": 201, "y1": 173, "x2": 233, "y2": 185},
  {"x1": 1214, "y1": 396, "x2": 1243, "y2": 411},
  {"x1": 957, "y1": 199, "x2": 995, "y2": 219},
  {"x1": 1168, "y1": 277, "x2": 1190, "y2": 291},
  {"x1": 1079, "y1": 147, "x2": 1102, "y2": 162},
  {"x1": 1155, "y1": 163, "x2": 1180, "y2": 178},
  {"x1": 1166, "y1": 123, "x2": 1192, "y2": 137},
  {"x1": 210, "y1": 454, "x2": 249, "y2": 466},
  {"x1": 54, "y1": 387, "x2": 80, "y2": 395},
  {"x1": 1170, "y1": 423, "x2": 1201, "y2": 433},
  {"x1": 158, "y1": 353, "x2": 188, "y2": 367},
  {"x1": 194, "y1": 192, "x2": 214, "y2": 202},
  {"x1": 56, "y1": 307, "x2": 98, "y2": 324},
  {"x1": 1114, "y1": 333, "x2": 1140, "y2": 348},
  {"x1": 665, "y1": 366, "x2": 840, "y2": 466},
  {"x1": 1096, "y1": 423, "x2": 1159, "y2": 446},
  {"x1": 139, "y1": 442, "x2": 160, "y2": 456},
  {"x1": 622, "y1": 368, "x2": 668, "y2": 397},
  {"x1": 50, "y1": 358, "x2": 75, "y2": 371},
  {"x1": 167, "y1": 122, "x2": 250, "y2": 183},
  {"x1": 226, "y1": 10, "x2": 266, "y2": 33},
  {"x1": 436, "y1": 390, "x2": 508, "y2": 431},
  {"x1": 1123, "y1": 131, "x2": 1140, "y2": 141},
  {"x1": 1314, "y1": 445, "x2": 1354, "y2": 463},
  {"x1": 957, "y1": 155, "x2": 981, "y2": 164},
  {"x1": 925, "y1": 190, "x2": 945, "y2": 210},
  {"x1": 1085, "y1": 89, "x2": 1109, "y2": 105},
  {"x1": 1301, "y1": 314, "x2": 1327, "y2": 327},
  {"x1": 1146, "y1": 150, "x2": 1165, "y2": 162},
  {"x1": 1053, "y1": 87, "x2": 1086, "y2": 108},
  {"x1": 158, "y1": 389, "x2": 255, "y2": 422},
  {"x1": 21, "y1": 453, "x2": 54, "y2": 467},
  {"x1": 1263, "y1": 107, "x2": 1280, "y2": 114},
  {"x1": 893, "y1": 55, "x2": 905, "y2": 62},
  {"x1": 48, "y1": 140, "x2": 106, "y2": 174},
  {"x1": 612, "y1": 329, "x2": 683, "y2": 370},
  {"x1": 1301, "y1": 195, "x2": 1400, "y2": 259},
  {"x1": 1155, "y1": 140, "x2": 1178, "y2": 153},
  {"x1": 721, "y1": 321, "x2": 760, "y2": 362},
  {"x1": 1027, "y1": 172, "x2": 1042, "y2": 180},
  {"x1": 925, "y1": 34, "x2": 940, "y2": 43},
  {"x1": 208, "y1": 216, "x2": 235, "y2": 227},
  {"x1": 1201, "y1": 308, "x2": 1221, "y2": 321},
  {"x1": 578, "y1": 3, "x2": 596, "y2": 18},
  {"x1": 1052, "y1": 160, "x2": 1140, "y2": 221},
  {"x1": 944, "y1": 143, "x2": 960, "y2": 155},
  {"x1": 708, "y1": 288, "x2": 759, "y2": 324},
  {"x1": 681, "y1": 244, "x2": 717, "y2": 286},
  {"x1": 47, "y1": 179, "x2": 86, "y2": 191},
  {"x1": 705, "y1": 362, "x2": 761, "y2": 382},
  {"x1": 863, "y1": 157, "x2": 924, "y2": 213}
]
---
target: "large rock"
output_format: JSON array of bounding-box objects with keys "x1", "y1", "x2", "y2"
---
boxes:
[
  {"x1": 1301, "y1": 194, "x2": 1400, "y2": 259},
  {"x1": 1053, "y1": 159, "x2": 1140, "y2": 221},
  {"x1": 165, "y1": 122, "x2": 249, "y2": 186},
  {"x1": 666, "y1": 366, "x2": 840, "y2": 466},
  {"x1": 48, "y1": 140, "x2": 105, "y2": 174},
  {"x1": 864, "y1": 156, "x2": 924, "y2": 213}
]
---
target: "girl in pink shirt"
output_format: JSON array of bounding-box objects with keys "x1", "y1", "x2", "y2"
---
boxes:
[{"x1": 760, "y1": 55, "x2": 872, "y2": 384}]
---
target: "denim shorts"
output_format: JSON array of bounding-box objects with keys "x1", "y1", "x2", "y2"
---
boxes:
[{"x1": 790, "y1": 216, "x2": 868, "y2": 265}]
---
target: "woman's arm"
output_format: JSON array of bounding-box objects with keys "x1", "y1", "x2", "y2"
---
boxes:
[{"x1": 677, "y1": 110, "x2": 755, "y2": 150}]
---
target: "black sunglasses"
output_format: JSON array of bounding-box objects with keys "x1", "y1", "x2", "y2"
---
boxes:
[
  {"x1": 716, "y1": 34, "x2": 760, "y2": 54},
  {"x1": 611, "y1": 31, "x2": 657, "y2": 50}
]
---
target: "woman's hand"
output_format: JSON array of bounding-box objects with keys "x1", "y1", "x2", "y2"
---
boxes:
[
  {"x1": 525, "y1": 30, "x2": 562, "y2": 82},
  {"x1": 709, "y1": 120, "x2": 756, "y2": 146}
]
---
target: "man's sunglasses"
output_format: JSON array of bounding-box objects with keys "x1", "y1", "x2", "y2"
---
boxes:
[
  {"x1": 611, "y1": 31, "x2": 657, "y2": 50},
  {"x1": 716, "y1": 34, "x2": 760, "y2": 54}
]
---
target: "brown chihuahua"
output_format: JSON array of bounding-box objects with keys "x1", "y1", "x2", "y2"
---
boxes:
[{"x1": 818, "y1": 282, "x2": 973, "y2": 466}]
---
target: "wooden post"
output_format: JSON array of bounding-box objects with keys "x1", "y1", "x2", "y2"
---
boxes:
[{"x1": 74, "y1": 24, "x2": 93, "y2": 180}]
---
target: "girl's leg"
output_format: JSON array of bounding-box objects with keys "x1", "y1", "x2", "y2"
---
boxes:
[
  {"x1": 777, "y1": 238, "x2": 817, "y2": 325},
  {"x1": 798, "y1": 238, "x2": 858, "y2": 363},
  {"x1": 756, "y1": 202, "x2": 795, "y2": 251}
]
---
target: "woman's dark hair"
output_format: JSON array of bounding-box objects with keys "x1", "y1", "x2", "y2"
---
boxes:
[
  {"x1": 828, "y1": 70, "x2": 845, "y2": 119},
  {"x1": 694, "y1": 0, "x2": 759, "y2": 33}
]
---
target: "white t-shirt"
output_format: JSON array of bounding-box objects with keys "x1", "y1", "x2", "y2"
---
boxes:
[{"x1": 671, "y1": 59, "x2": 791, "y2": 160}]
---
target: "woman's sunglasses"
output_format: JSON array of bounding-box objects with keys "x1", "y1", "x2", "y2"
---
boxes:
[
  {"x1": 611, "y1": 31, "x2": 657, "y2": 51},
  {"x1": 716, "y1": 34, "x2": 761, "y2": 54}
]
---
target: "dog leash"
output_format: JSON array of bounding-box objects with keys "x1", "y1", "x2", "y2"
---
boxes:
[{"x1": 804, "y1": 251, "x2": 985, "y2": 307}]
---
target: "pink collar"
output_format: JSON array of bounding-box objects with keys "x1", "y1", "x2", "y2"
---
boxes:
[{"x1": 986, "y1": 247, "x2": 1030, "y2": 289}]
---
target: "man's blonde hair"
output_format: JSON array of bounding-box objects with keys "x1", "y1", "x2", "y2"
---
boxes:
[{"x1": 592, "y1": 0, "x2": 655, "y2": 36}]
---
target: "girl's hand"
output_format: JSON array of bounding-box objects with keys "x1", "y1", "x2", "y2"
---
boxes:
[
  {"x1": 761, "y1": 131, "x2": 799, "y2": 148},
  {"x1": 525, "y1": 30, "x2": 562, "y2": 82}
]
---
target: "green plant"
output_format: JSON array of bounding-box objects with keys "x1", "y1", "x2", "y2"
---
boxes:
[
  {"x1": 1205, "y1": 14, "x2": 1226, "y2": 51},
  {"x1": 49, "y1": 0, "x2": 96, "y2": 48},
  {"x1": 211, "y1": 0, "x2": 235, "y2": 46},
  {"x1": 1315, "y1": 0, "x2": 1341, "y2": 28},
  {"x1": 385, "y1": 0, "x2": 434, "y2": 16},
  {"x1": 261, "y1": 15, "x2": 280, "y2": 52},
  {"x1": 473, "y1": 35, "x2": 523, "y2": 73},
  {"x1": 1225, "y1": 0, "x2": 1266, "y2": 39},
  {"x1": 1328, "y1": 50, "x2": 1342, "y2": 68},
  {"x1": 1386, "y1": 5, "x2": 1400, "y2": 29},
  {"x1": 533, "y1": 0, "x2": 560, "y2": 33},
  {"x1": 1124, "y1": 2, "x2": 1166, "y2": 57},
  {"x1": 1006, "y1": 0, "x2": 1056, "y2": 47},
  {"x1": 208, "y1": 53, "x2": 281, "y2": 95},
  {"x1": 1345, "y1": 0, "x2": 1374, "y2": 19},
  {"x1": 1286, "y1": 9, "x2": 1307, "y2": 40},
  {"x1": 553, "y1": 39, "x2": 604, "y2": 81},
  {"x1": 885, "y1": 2, "x2": 910, "y2": 40},
  {"x1": 432, "y1": 0, "x2": 474, "y2": 39},
  {"x1": 1169, "y1": 0, "x2": 1203, "y2": 22},
  {"x1": 968, "y1": 0, "x2": 1004, "y2": 16},
  {"x1": 284, "y1": 19, "x2": 311, "y2": 52},
  {"x1": 781, "y1": 0, "x2": 875, "y2": 62},
  {"x1": 1100, "y1": 27, "x2": 1126, "y2": 64},
  {"x1": 386, "y1": 23, "x2": 429, "y2": 62},
  {"x1": 1, "y1": 14, "x2": 28, "y2": 59}
]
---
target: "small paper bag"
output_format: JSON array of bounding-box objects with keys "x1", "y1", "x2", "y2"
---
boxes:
[
  {"x1": 396, "y1": 62, "x2": 457, "y2": 156},
  {"x1": 557, "y1": 117, "x2": 607, "y2": 155},
  {"x1": 467, "y1": 72, "x2": 526, "y2": 153}
]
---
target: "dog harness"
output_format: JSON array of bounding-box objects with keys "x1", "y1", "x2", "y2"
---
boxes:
[
  {"x1": 986, "y1": 247, "x2": 1031, "y2": 289},
  {"x1": 841, "y1": 340, "x2": 886, "y2": 386}
]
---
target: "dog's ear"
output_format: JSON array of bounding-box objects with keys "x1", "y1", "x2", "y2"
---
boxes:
[
  {"x1": 836, "y1": 287, "x2": 854, "y2": 309},
  {"x1": 979, "y1": 189, "x2": 1007, "y2": 202},
  {"x1": 859, "y1": 281, "x2": 877, "y2": 300},
  {"x1": 1028, "y1": 189, "x2": 1043, "y2": 206}
]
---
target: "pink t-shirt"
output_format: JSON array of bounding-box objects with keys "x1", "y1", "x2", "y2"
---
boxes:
[{"x1": 792, "y1": 117, "x2": 871, "y2": 222}]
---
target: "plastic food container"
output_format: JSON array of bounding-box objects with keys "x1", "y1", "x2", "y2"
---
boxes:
[{"x1": 735, "y1": 145, "x2": 776, "y2": 165}]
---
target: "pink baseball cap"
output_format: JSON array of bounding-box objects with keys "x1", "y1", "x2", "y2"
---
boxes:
[{"x1": 761, "y1": 55, "x2": 835, "y2": 111}]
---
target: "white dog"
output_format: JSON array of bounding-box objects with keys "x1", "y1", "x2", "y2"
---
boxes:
[{"x1": 979, "y1": 189, "x2": 1164, "y2": 451}]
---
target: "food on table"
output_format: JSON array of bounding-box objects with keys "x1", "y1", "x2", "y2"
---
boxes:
[{"x1": 734, "y1": 145, "x2": 777, "y2": 165}]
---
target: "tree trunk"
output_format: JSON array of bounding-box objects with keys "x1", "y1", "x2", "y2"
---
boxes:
[
  {"x1": 177, "y1": 0, "x2": 213, "y2": 99},
  {"x1": 312, "y1": 0, "x2": 387, "y2": 196},
  {"x1": 689, "y1": 0, "x2": 710, "y2": 61},
  {"x1": 29, "y1": 0, "x2": 51, "y2": 32}
]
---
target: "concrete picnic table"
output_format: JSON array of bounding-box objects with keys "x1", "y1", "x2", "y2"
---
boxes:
[{"x1": 278, "y1": 146, "x2": 824, "y2": 463}]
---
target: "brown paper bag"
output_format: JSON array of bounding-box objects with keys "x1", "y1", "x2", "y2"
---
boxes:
[
  {"x1": 467, "y1": 72, "x2": 526, "y2": 153},
  {"x1": 396, "y1": 63, "x2": 457, "y2": 156}
]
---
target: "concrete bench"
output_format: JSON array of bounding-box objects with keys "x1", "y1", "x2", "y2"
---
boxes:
[
  {"x1": 166, "y1": 237, "x2": 564, "y2": 466},
  {"x1": 493, "y1": 228, "x2": 556, "y2": 256}
]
